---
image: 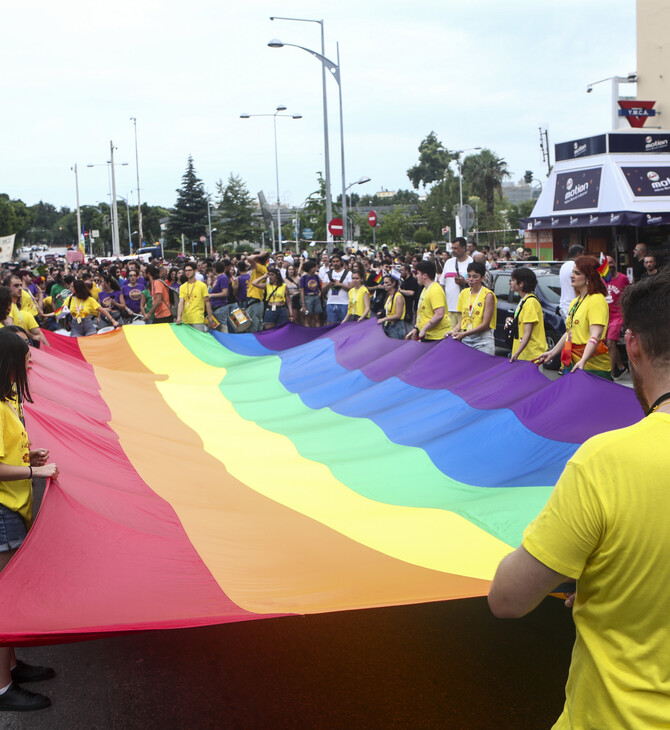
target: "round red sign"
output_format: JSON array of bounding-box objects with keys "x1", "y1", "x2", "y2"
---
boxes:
[
  {"x1": 368, "y1": 210, "x2": 377, "y2": 227},
  {"x1": 328, "y1": 218, "x2": 344, "y2": 236}
]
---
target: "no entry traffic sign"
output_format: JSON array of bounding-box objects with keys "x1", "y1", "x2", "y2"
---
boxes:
[
  {"x1": 328, "y1": 218, "x2": 343, "y2": 236},
  {"x1": 368, "y1": 210, "x2": 378, "y2": 227}
]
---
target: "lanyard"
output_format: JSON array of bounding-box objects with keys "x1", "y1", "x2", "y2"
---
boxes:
[
  {"x1": 468, "y1": 287, "x2": 484, "y2": 317},
  {"x1": 647, "y1": 391, "x2": 670, "y2": 416},
  {"x1": 185, "y1": 282, "x2": 196, "y2": 307}
]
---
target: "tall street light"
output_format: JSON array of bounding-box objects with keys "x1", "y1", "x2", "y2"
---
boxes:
[
  {"x1": 117, "y1": 194, "x2": 133, "y2": 252},
  {"x1": 87, "y1": 142, "x2": 128, "y2": 256},
  {"x1": 241, "y1": 105, "x2": 302, "y2": 251},
  {"x1": 345, "y1": 176, "x2": 371, "y2": 225},
  {"x1": 71, "y1": 164, "x2": 83, "y2": 253},
  {"x1": 268, "y1": 38, "x2": 349, "y2": 244},
  {"x1": 270, "y1": 16, "x2": 333, "y2": 242},
  {"x1": 438, "y1": 146, "x2": 481, "y2": 237},
  {"x1": 586, "y1": 73, "x2": 637, "y2": 130},
  {"x1": 130, "y1": 117, "x2": 143, "y2": 246}
]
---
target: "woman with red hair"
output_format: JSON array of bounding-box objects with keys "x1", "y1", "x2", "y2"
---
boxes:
[{"x1": 538, "y1": 256, "x2": 611, "y2": 378}]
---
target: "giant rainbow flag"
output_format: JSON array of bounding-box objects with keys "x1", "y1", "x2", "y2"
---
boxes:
[{"x1": 0, "y1": 321, "x2": 643, "y2": 645}]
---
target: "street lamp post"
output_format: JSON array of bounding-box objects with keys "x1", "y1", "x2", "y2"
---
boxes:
[
  {"x1": 71, "y1": 164, "x2": 83, "y2": 252},
  {"x1": 268, "y1": 38, "x2": 348, "y2": 243},
  {"x1": 206, "y1": 192, "x2": 214, "y2": 257},
  {"x1": 270, "y1": 16, "x2": 333, "y2": 242},
  {"x1": 438, "y1": 146, "x2": 481, "y2": 237},
  {"x1": 586, "y1": 73, "x2": 637, "y2": 129},
  {"x1": 87, "y1": 143, "x2": 128, "y2": 256},
  {"x1": 130, "y1": 117, "x2": 143, "y2": 247},
  {"x1": 344, "y1": 176, "x2": 371, "y2": 237},
  {"x1": 240, "y1": 106, "x2": 302, "y2": 251},
  {"x1": 117, "y1": 194, "x2": 133, "y2": 253}
]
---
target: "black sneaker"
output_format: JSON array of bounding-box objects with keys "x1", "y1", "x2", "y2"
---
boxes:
[
  {"x1": 0, "y1": 682, "x2": 50, "y2": 711},
  {"x1": 11, "y1": 660, "x2": 56, "y2": 683},
  {"x1": 613, "y1": 365, "x2": 628, "y2": 379}
]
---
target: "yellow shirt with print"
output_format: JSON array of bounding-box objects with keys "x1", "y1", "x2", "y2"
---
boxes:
[
  {"x1": 0, "y1": 401, "x2": 32, "y2": 526},
  {"x1": 523, "y1": 413, "x2": 670, "y2": 729},
  {"x1": 247, "y1": 264, "x2": 268, "y2": 302},
  {"x1": 9, "y1": 303, "x2": 39, "y2": 331},
  {"x1": 566, "y1": 293, "x2": 609, "y2": 371},
  {"x1": 512, "y1": 294, "x2": 546, "y2": 362},
  {"x1": 456, "y1": 286, "x2": 497, "y2": 331},
  {"x1": 416, "y1": 282, "x2": 451, "y2": 340},
  {"x1": 347, "y1": 286, "x2": 370, "y2": 317},
  {"x1": 66, "y1": 296, "x2": 100, "y2": 321},
  {"x1": 265, "y1": 282, "x2": 287, "y2": 306},
  {"x1": 20, "y1": 289, "x2": 39, "y2": 317},
  {"x1": 384, "y1": 291, "x2": 406, "y2": 320},
  {"x1": 179, "y1": 280, "x2": 210, "y2": 324}
]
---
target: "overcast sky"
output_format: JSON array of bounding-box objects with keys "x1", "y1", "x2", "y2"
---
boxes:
[{"x1": 2, "y1": 0, "x2": 636, "y2": 214}]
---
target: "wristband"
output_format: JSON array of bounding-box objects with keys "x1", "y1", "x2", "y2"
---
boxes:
[
  {"x1": 29, "y1": 466, "x2": 33, "y2": 479},
  {"x1": 588, "y1": 336, "x2": 599, "y2": 345}
]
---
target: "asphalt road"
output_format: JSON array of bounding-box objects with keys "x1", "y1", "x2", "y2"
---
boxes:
[{"x1": 1, "y1": 595, "x2": 574, "y2": 730}]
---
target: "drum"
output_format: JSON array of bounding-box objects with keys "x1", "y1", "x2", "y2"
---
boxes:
[{"x1": 227, "y1": 307, "x2": 252, "y2": 333}]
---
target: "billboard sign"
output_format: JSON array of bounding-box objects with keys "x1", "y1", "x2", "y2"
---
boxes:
[
  {"x1": 553, "y1": 167, "x2": 602, "y2": 211},
  {"x1": 621, "y1": 166, "x2": 670, "y2": 197},
  {"x1": 555, "y1": 134, "x2": 607, "y2": 162}
]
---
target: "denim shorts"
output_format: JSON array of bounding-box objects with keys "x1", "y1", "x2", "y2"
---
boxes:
[
  {"x1": 303, "y1": 294, "x2": 323, "y2": 315},
  {"x1": 264, "y1": 306, "x2": 289, "y2": 326},
  {"x1": 326, "y1": 303, "x2": 348, "y2": 324},
  {"x1": 0, "y1": 504, "x2": 27, "y2": 553}
]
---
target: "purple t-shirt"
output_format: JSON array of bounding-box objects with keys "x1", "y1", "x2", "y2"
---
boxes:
[
  {"x1": 236, "y1": 274, "x2": 250, "y2": 301},
  {"x1": 99, "y1": 290, "x2": 122, "y2": 310},
  {"x1": 122, "y1": 283, "x2": 144, "y2": 313},
  {"x1": 209, "y1": 274, "x2": 229, "y2": 308},
  {"x1": 300, "y1": 274, "x2": 321, "y2": 295}
]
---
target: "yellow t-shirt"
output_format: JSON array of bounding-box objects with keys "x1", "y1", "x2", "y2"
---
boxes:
[
  {"x1": 179, "y1": 280, "x2": 210, "y2": 324},
  {"x1": 416, "y1": 282, "x2": 451, "y2": 340},
  {"x1": 512, "y1": 293, "x2": 546, "y2": 362},
  {"x1": 456, "y1": 286, "x2": 497, "y2": 331},
  {"x1": 566, "y1": 293, "x2": 609, "y2": 371},
  {"x1": 66, "y1": 296, "x2": 100, "y2": 321},
  {"x1": 247, "y1": 264, "x2": 268, "y2": 301},
  {"x1": 384, "y1": 291, "x2": 406, "y2": 320},
  {"x1": 9, "y1": 304, "x2": 39, "y2": 332},
  {"x1": 20, "y1": 289, "x2": 39, "y2": 317},
  {"x1": 90, "y1": 284, "x2": 101, "y2": 302},
  {"x1": 0, "y1": 401, "x2": 32, "y2": 526},
  {"x1": 523, "y1": 413, "x2": 670, "y2": 729},
  {"x1": 42, "y1": 296, "x2": 53, "y2": 314},
  {"x1": 265, "y1": 283, "x2": 287, "y2": 306},
  {"x1": 347, "y1": 286, "x2": 370, "y2": 317}
]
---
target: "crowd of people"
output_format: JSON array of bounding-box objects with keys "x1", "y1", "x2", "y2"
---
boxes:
[{"x1": 2, "y1": 236, "x2": 665, "y2": 384}]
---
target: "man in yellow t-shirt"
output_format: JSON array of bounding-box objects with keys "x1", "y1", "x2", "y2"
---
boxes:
[
  {"x1": 246, "y1": 251, "x2": 270, "y2": 332},
  {"x1": 176, "y1": 262, "x2": 214, "y2": 328},
  {"x1": 406, "y1": 260, "x2": 451, "y2": 341},
  {"x1": 489, "y1": 270, "x2": 670, "y2": 728}
]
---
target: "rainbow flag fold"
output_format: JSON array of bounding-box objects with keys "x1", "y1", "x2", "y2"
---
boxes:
[{"x1": 0, "y1": 321, "x2": 642, "y2": 646}]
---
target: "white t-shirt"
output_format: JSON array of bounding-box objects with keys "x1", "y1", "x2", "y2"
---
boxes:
[
  {"x1": 559, "y1": 260, "x2": 576, "y2": 318},
  {"x1": 320, "y1": 268, "x2": 352, "y2": 305},
  {"x1": 439, "y1": 255, "x2": 472, "y2": 311}
]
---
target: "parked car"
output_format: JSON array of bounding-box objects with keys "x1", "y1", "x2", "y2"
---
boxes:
[{"x1": 490, "y1": 267, "x2": 565, "y2": 369}]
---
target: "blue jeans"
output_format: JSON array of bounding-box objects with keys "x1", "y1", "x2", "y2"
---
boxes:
[
  {"x1": 70, "y1": 317, "x2": 97, "y2": 337},
  {"x1": 246, "y1": 299, "x2": 265, "y2": 332},
  {"x1": 0, "y1": 504, "x2": 27, "y2": 552},
  {"x1": 264, "y1": 306, "x2": 289, "y2": 326},
  {"x1": 326, "y1": 303, "x2": 348, "y2": 324},
  {"x1": 384, "y1": 320, "x2": 407, "y2": 340}
]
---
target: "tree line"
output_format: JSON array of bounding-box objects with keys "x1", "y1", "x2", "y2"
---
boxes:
[{"x1": 1, "y1": 134, "x2": 536, "y2": 253}]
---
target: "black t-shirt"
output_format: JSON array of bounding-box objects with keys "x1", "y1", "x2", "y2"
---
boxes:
[{"x1": 401, "y1": 276, "x2": 420, "y2": 321}]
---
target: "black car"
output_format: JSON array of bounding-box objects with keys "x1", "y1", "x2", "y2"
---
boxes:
[{"x1": 490, "y1": 267, "x2": 565, "y2": 368}]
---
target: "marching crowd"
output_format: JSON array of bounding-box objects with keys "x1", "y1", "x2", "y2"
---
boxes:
[{"x1": 3, "y1": 235, "x2": 663, "y2": 382}]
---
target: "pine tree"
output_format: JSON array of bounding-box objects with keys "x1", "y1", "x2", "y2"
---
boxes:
[
  {"x1": 167, "y1": 156, "x2": 209, "y2": 245},
  {"x1": 216, "y1": 174, "x2": 257, "y2": 244}
]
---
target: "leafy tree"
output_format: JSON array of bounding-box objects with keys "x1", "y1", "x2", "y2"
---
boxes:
[
  {"x1": 413, "y1": 227, "x2": 433, "y2": 245},
  {"x1": 505, "y1": 198, "x2": 536, "y2": 231},
  {"x1": 377, "y1": 206, "x2": 414, "y2": 245},
  {"x1": 31, "y1": 201, "x2": 60, "y2": 229},
  {"x1": 0, "y1": 195, "x2": 33, "y2": 239},
  {"x1": 406, "y1": 132, "x2": 452, "y2": 189},
  {"x1": 419, "y1": 172, "x2": 461, "y2": 238},
  {"x1": 300, "y1": 172, "x2": 335, "y2": 242},
  {"x1": 167, "y1": 156, "x2": 209, "y2": 246},
  {"x1": 215, "y1": 174, "x2": 257, "y2": 244},
  {"x1": 461, "y1": 149, "x2": 511, "y2": 226}
]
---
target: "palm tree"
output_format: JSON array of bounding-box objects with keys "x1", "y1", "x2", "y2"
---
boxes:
[{"x1": 461, "y1": 149, "x2": 511, "y2": 218}]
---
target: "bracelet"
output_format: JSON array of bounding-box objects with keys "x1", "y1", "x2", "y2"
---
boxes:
[
  {"x1": 588, "y1": 336, "x2": 599, "y2": 345},
  {"x1": 29, "y1": 465, "x2": 33, "y2": 479}
]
